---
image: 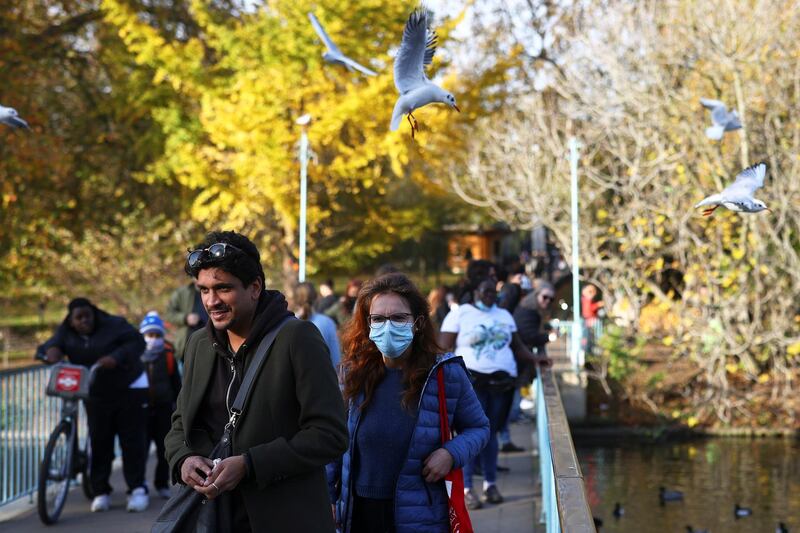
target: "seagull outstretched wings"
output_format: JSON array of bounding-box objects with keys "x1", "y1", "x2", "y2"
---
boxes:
[
  {"x1": 390, "y1": 9, "x2": 458, "y2": 137},
  {"x1": 695, "y1": 162, "x2": 770, "y2": 216},
  {"x1": 700, "y1": 98, "x2": 741, "y2": 140},
  {"x1": 308, "y1": 12, "x2": 377, "y2": 77}
]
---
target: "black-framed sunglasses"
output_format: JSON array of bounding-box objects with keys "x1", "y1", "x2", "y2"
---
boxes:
[
  {"x1": 368, "y1": 313, "x2": 414, "y2": 329},
  {"x1": 186, "y1": 243, "x2": 243, "y2": 268},
  {"x1": 540, "y1": 294, "x2": 554, "y2": 302}
]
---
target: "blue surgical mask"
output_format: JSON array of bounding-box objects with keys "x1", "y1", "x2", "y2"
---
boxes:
[
  {"x1": 475, "y1": 301, "x2": 494, "y2": 312},
  {"x1": 369, "y1": 322, "x2": 414, "y2": 359}
]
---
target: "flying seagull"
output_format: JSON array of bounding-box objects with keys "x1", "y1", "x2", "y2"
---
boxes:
[
  {"x1": 0, "y1": 104, "x2": 30, "y2": 130},
  {"x1": 390, "y1": 9, "x2": 459, "y2": 138},
  {"x1": 308, "y1": 12, "x2": 377, "y2": 77},
  {"x1": 695, "y1": 162, "x2": 770, "y2": 217},
  {"x1": 700, "y1": 98, "x2": 741, "y2": 140}
]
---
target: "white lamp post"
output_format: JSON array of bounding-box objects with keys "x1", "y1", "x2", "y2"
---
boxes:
[
  {"x1": 569, "y1": 137, "x2": 582, "y2": 370},
  {"x1": 296, "y1": 114, "x2": 312, "y2": 282}
]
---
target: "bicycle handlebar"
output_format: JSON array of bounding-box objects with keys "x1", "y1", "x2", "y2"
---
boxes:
[{"x1": 37, "y1": 352, "x2": 103, "y2": 389}]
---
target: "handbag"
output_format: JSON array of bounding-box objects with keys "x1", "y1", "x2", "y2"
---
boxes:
[
  {"x1": 437, "y1": 366, "x2": 475, "y2": 533},
  {"x1": 152, "y1": 317, "x2": 294, "y2": 533}
]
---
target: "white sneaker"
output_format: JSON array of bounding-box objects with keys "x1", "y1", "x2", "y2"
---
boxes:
[
  {"x1": 90, "y1": 494, "x2": 110, "y2": 512},
  {"x1": 126, "y1": 487, "x2": 149, "y2": 512},
  {"x1": 157, "y1": 487, "x2": 172, "y2": 499}
]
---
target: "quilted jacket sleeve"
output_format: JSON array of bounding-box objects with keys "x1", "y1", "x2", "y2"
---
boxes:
[{"x1": 441, "y1": 363, "x2": 489, "y2": 469}]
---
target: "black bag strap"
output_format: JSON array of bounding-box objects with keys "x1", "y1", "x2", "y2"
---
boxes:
[{"x1": 226, "y1": 316, "x2": 295, "y2": 429}]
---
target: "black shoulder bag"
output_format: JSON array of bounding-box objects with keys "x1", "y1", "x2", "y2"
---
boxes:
[{"x1": 152, "y1": 317, "x2": 294, "y2": 533}]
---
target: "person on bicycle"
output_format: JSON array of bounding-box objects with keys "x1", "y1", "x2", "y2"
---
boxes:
[
  {"x1": 138, "y1": 311, "x2": 181, "y2": 499},
  {"x1": 38, "y1": 297, "x2": 150, "y2": 513}
]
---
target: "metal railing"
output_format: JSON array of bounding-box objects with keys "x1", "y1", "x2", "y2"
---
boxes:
[
  {"x1": 0, "y1": 364, "x2": 88, "y2": 508},
  {"x1": 553, "y1": 319, "x2": 605, "y2": 371},
  {"x1": 536, "y1": 365, "x2": 595, "y2": 532}
]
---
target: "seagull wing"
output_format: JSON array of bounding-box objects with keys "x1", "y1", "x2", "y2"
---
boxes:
[
  {"x1": 700, "y1": 98, "x2": 725, "y2": 110},
  {"x1": 308, "y1": 12, "x2": 342, "y2": 54},
  {"x1": 394, "y1": 9, "x2": 435, "y2": 94},
  {"x1": 724, "y1": 112, "x2": 742, "y2": 131},
  {"x1": 723, "y1": 162, "x2": 768, "y2": 196},
  {"x1": 338, "y1": 54, "x2": 377, "y2": 76}
]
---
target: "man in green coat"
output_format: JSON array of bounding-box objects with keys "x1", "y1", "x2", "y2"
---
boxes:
[
  {"x1": 164, "y1": 231, "x2": 348, "y2": 532},
  {"x1": 164, "y1": 278, "x2": 207, "y2": 362}
]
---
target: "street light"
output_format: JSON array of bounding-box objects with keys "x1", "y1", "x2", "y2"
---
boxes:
[
  {"x1": 296, "y1": 114, "x2": 312, "y2": 282},
  {"x1": 569, "y1": 137, "x2": 582, "y2": 370}
]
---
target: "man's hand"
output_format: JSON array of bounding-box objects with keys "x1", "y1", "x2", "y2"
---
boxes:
[
  {"x1": 535, "y1": 356, "x2": 553, "y2": 368},
  {"x1": 96, "y1": 355, "x2": 117, "y2": 369},
  {"x1": 186, "y1": 313, "x2": 201, "y2": 327},
  {"x1": 422, "y1": 448, "x2": 454, "y2": 483},
  {"x1": 196, "y1": 455, "x2": 247, "y2": 500},
  {"x1": 44, "y1": 347, "x2": 64, "y2": 364},
  {"x1": 180, "y1": 456, "x2": 213, "y2": 489}
]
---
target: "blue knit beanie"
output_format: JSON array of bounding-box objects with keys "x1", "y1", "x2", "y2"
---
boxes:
[{"x1": 139, "y1": 311, "x2": 165, "y2": 336}]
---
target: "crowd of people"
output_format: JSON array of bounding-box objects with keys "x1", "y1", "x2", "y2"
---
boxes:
[{"x1": 35, "y1": 230, "x2": 605, "y2": 532}]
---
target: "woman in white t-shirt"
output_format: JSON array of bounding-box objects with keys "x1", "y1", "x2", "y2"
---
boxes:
[{"x1": 439, "y1": 278, "x2": 549, "y2": 510}]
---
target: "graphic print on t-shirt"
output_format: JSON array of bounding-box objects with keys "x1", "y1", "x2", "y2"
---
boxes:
[{"x1": 470, "y1": 322, "x2": 512, "y2": 360}]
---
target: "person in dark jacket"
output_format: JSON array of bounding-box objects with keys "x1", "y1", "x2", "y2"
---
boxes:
[
  {"x1": 164, "y1": 231, "x2": 348, "y2": 532},
  {"x1": 328, "y1": 273, "x2": 489, "y2": 533},
  {"x1": 513, "y1": 280, "x2": 556, "y2": 355},
  {"x1": 165, "y1": 278, "x2": 208, "y2": 363},
  {"x1": 138, "y1": 311, "x2": 181, "y2": 499},
  {"x1": 38, "y1": 298, "x2": 149, "y2": 513}
]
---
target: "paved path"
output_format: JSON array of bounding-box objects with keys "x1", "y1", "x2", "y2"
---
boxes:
[
  {"x1": 3, "y1": 422, "x2": 541, "y2": 532},
  {"x1": 471, "y1": 418, "x2": 540, "y2": 533}
]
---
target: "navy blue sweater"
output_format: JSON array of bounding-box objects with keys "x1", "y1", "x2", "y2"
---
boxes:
[{"x1": 354, "y1": 368, "x2": 416, "y2": 499}]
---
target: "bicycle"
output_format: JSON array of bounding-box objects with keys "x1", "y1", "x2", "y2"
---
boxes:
[{"x1": 35, "y1": 353, "x2": 99, "y2": 525}]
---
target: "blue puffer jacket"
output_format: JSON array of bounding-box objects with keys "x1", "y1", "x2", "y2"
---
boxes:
[{"x1": 327, "y1": 353, "x2": 489, "y2": 533}]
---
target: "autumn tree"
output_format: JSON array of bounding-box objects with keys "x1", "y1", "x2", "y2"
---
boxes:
[
  {"x1": 101, "y1": 0, "x2": 521, "y2": 281},
  {"x1": 455, "y1": 0, "x2": 800, "y2": 427}
]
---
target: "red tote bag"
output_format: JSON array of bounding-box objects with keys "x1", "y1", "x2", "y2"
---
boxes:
[{"x1": 437, "y1": 367, "x2": 475, "y2": 533}]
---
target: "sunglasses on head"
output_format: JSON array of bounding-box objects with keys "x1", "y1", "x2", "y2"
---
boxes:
[{"x1": 186, "y1": 243, "x2": 243, "y2": 269}]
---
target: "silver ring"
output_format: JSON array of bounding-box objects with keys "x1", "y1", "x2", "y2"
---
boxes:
[{"x1": 211, "y1": 482, "x2": 220, "y2": 493}]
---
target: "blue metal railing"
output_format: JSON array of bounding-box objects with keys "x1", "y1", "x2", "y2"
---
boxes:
[
  {"x1": 0, "y1": 364, "x2": 88, "y2": 508},
  {"x1": 536, "y1": 366, "x2": 595, "y2": 532}
]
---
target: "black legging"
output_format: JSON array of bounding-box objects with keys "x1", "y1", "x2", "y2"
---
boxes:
[
  {"x1": 85, "y1": 389, "x2": 148, "y2": 495},
  {"x1": 146, "y1": 403, "x2": 173, "y2": 490}
]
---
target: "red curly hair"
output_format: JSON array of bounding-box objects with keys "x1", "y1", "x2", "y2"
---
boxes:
[{"x1": 340, "y1": 273, "x2": 441, "y2": 411}]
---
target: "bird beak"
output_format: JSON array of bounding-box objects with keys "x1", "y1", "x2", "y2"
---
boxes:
[{"x1": 453, "y1": 104, "x2": 460, "y2": 113}]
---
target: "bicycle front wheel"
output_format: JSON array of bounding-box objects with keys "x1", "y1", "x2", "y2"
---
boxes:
[{"x1": 37, "y1": 421, "x2": 75, "y2": 525}]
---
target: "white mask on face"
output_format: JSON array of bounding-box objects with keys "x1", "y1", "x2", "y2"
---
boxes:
[{"x1": 145, "y1": 337, "x2": 165, "y2": 351}]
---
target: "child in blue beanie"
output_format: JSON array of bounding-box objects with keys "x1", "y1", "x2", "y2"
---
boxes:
[{"x1": 139, "y1": 311, "x2": 181, "y2": 499}]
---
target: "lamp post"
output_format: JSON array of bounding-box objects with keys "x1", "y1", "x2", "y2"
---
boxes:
[
  {"x1": 569, "y1": 137, "x2": 582, "y2": 370},
  {"x1": 296, "y1": 114, "x2": 312, "y2": 282}
]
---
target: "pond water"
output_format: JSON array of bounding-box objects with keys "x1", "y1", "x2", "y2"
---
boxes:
[{"x1": 576, "y1": 436, "x2": 800, "y2": 532}]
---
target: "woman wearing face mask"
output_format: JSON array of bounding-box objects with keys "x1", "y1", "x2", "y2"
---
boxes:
[
  {"x1": 439, "y1": 278, "x2": 549, "y2": 510},
  {"x1": 327, "y1": 273, "x2": 489, "y2": 533}
]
